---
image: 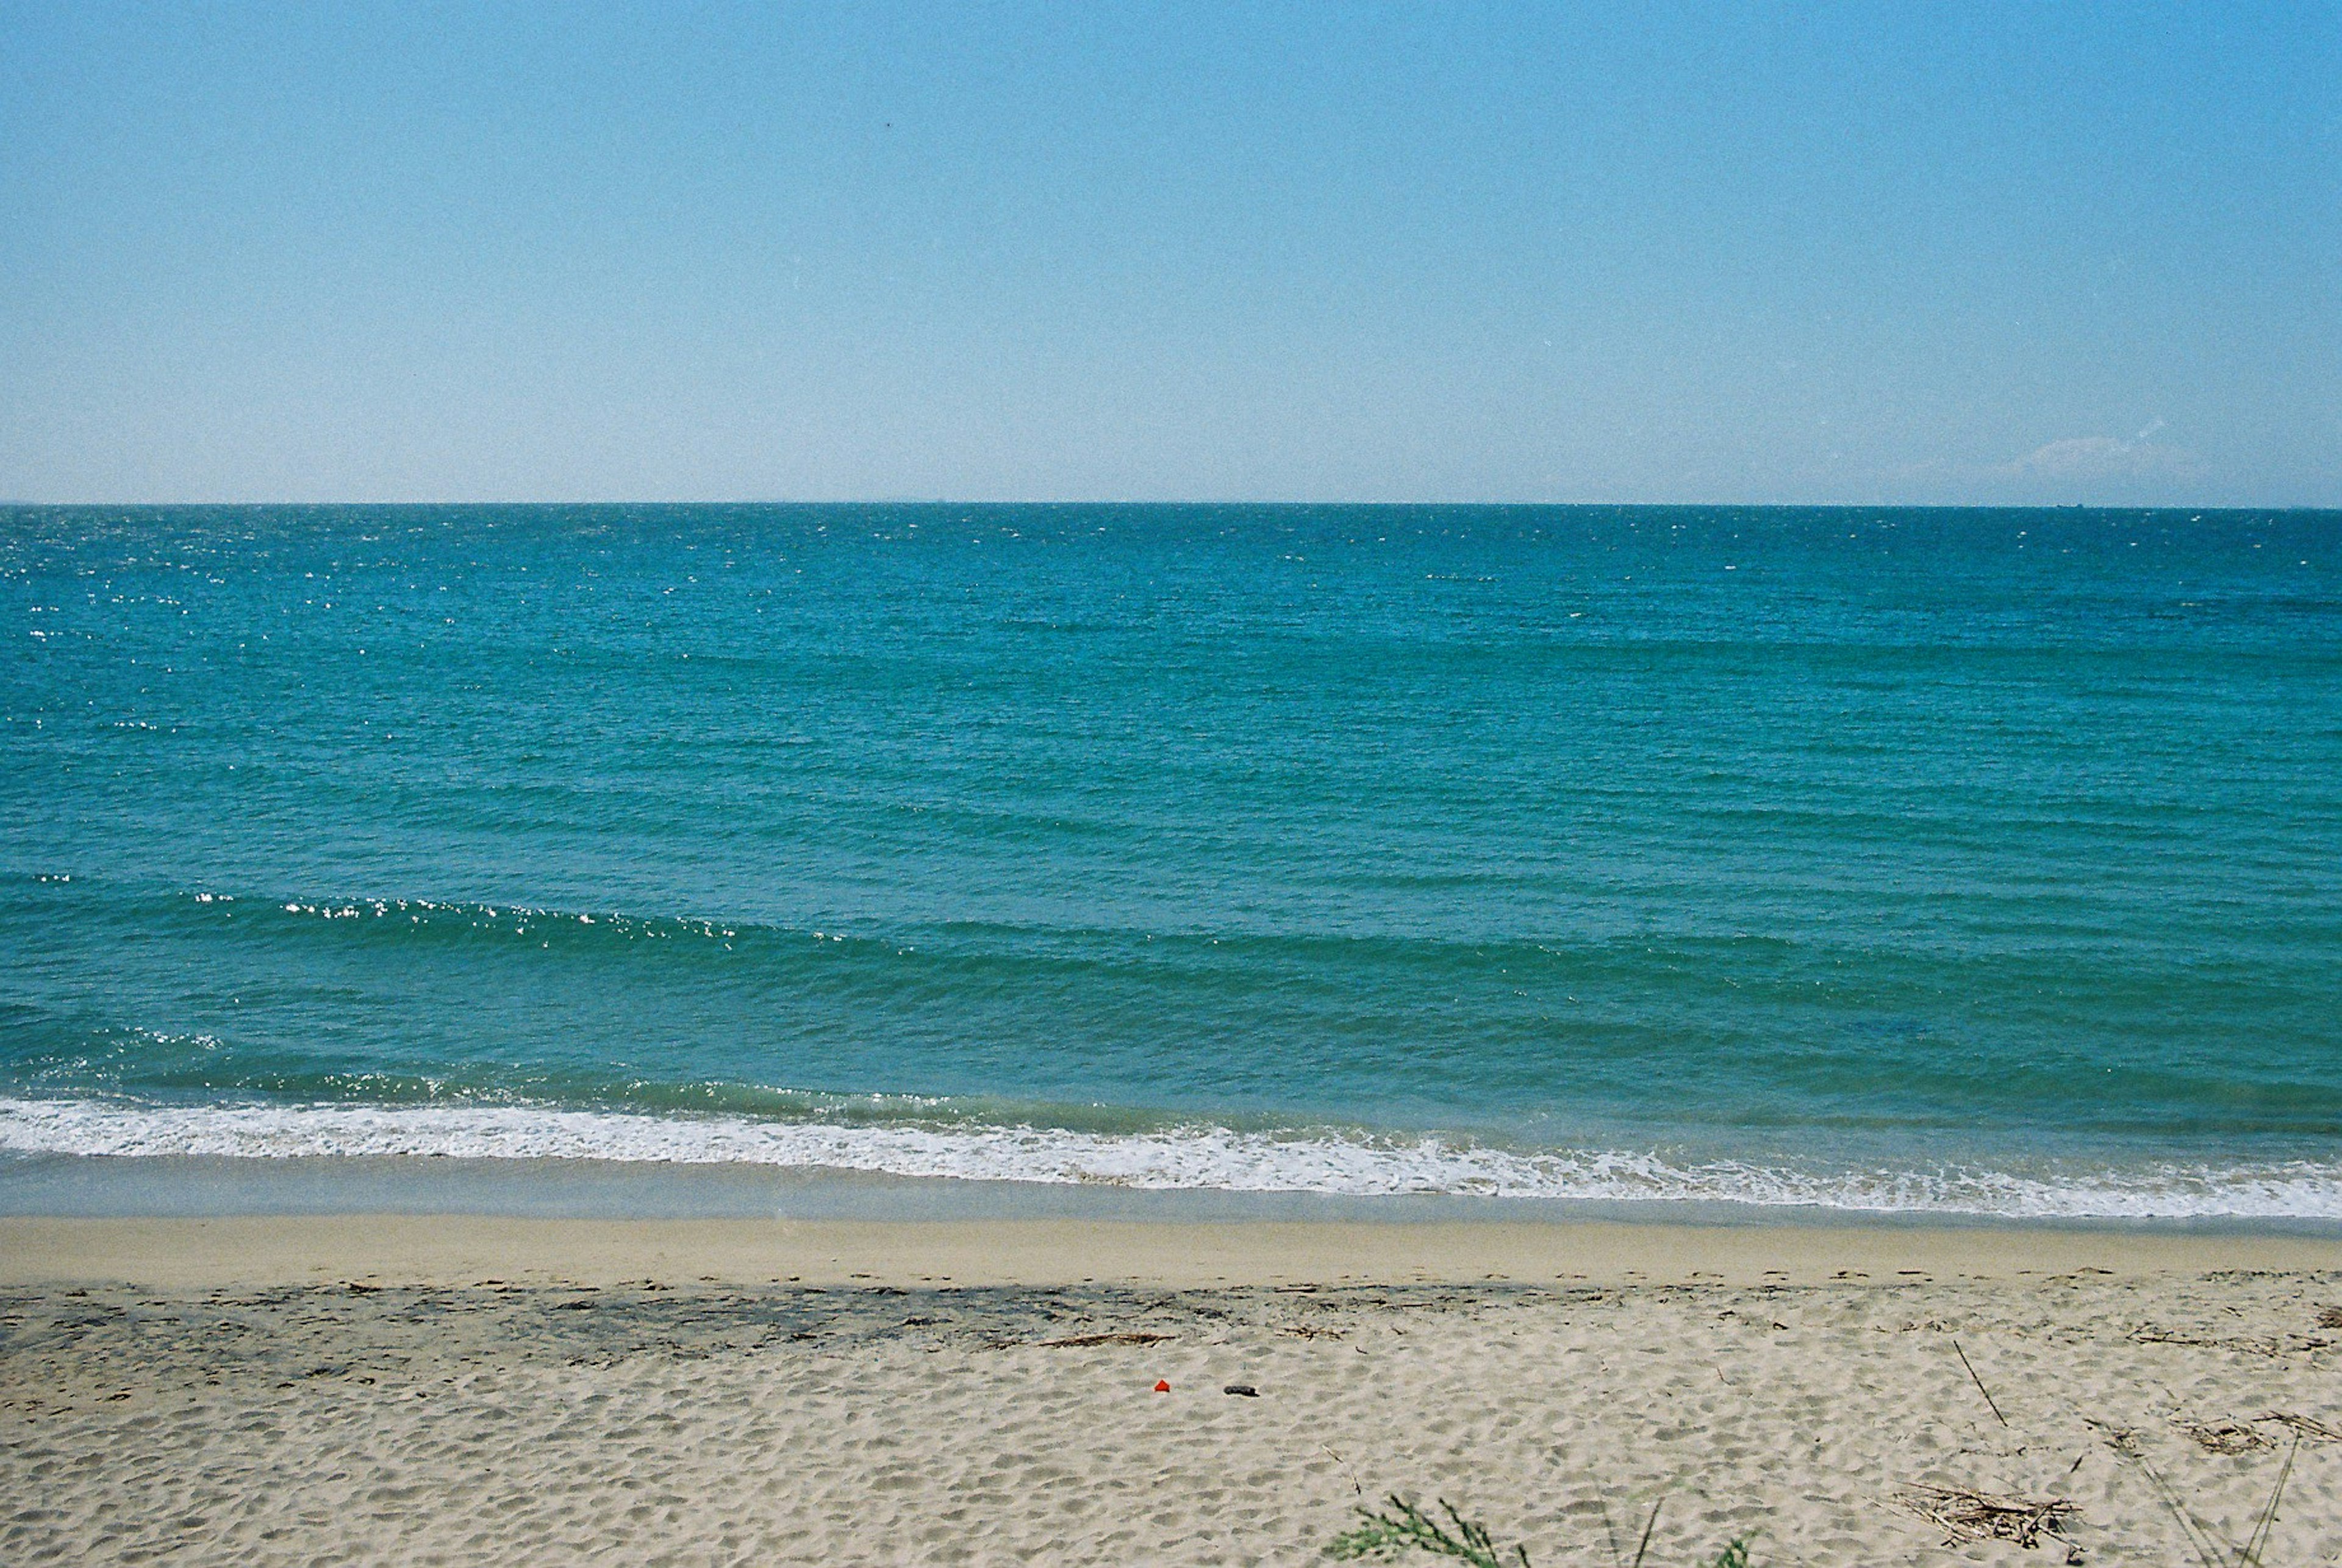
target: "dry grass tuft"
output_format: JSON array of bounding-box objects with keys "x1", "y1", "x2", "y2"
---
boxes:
[
  {"x1": 2130, "y1": 1325, "x2": 2284, "y2": 1357},
  {"x1": 2085, "y1": 1418, "x2": 2141, "y2": 1457},
  {"x1": 2180, "y1": 1419, "x2": 2274, "y2": 1454},
  {"x1": 2257, "y1": 1411, "x2": 2342, "y2": 1443},
  {"x1": 1894, "y1": 1484, "x2": 2075, "y2": 1550}
]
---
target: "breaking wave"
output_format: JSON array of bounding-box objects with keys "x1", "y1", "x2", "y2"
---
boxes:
[{"x1": 4, "y1": 1097, "x2": 2340, "y2": 1220}]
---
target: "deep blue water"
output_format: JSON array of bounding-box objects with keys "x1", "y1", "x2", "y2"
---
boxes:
[{"x1": 3, "y1": 504, "x2": 2338, "y2": 1216}]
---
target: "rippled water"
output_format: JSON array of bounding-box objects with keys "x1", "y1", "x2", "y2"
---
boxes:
[{"x1": 3, "y1": 504, "x2": 2337, "y2": 1217}]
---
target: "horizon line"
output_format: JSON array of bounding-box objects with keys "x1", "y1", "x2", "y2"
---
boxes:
[{"x1": 4, "y1": 498, "x2": 2336, "y2": 514}]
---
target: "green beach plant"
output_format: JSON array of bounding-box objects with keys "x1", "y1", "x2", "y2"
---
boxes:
[
  {"x1": 1324, "y1": 1494, "x2": 1753, "y2": 1568},
  {"x1": 1327, "y1": 1496, "x2": 1531, "y2": 1567}
]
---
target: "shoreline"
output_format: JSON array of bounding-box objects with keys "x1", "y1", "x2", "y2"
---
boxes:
[
  {"x1": 10, "y1": 1144, "x2": 2342, "y2": 1231},
  {"x1": 7, "y1": 1212, "x2": 2340, "y2": 1289}
]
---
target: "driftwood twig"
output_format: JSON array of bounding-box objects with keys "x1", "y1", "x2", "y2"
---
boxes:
[{"x1": 1953, "y1": 1337, "x2": 2007, "y2": 1426}]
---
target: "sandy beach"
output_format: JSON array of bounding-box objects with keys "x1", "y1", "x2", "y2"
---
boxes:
[{"x1": 3, "y1": 1217, "x2": 2338, "y2": 1565}]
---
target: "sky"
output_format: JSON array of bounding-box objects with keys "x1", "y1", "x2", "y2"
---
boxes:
[{"x1": 1, "y1": 1, "x2": 2336, "y2": 506}]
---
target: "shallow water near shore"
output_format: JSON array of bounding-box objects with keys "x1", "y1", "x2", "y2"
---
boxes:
[
  {"x1": 8, "y1": 1153, "x2": 2342, "y2": 1237},
  {"x1": 4, "y1": 503, "x2": 2338, "y2": 1220}
]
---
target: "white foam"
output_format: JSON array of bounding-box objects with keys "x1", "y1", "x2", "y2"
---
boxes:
[{"x1": 2, "y1": 1097, "x2": 2338, "y2": 1219}]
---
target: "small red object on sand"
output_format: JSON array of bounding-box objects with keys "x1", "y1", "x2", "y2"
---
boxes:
[{"x1": 1153, "y1": 1380, "x2": 1170, "y2": 1392}]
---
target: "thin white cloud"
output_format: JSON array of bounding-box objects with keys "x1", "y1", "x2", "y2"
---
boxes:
[{"x1": 1999, "y1": 429, "x2": 2205, "y2": 482}]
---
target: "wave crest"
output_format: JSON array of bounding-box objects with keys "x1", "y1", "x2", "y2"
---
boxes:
[{"x1": 4, "y1": 1097, "x2": 2340, "y2": 1219}]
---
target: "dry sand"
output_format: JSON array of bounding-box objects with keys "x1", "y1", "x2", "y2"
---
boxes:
[{"x1": 3, "y1": 1216, "x2": 2339, "y2": 1565}]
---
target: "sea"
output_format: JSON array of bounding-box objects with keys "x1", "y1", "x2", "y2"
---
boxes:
[{"x1": 3, "y1": 503, "x2": 2338, "y2": 1226}]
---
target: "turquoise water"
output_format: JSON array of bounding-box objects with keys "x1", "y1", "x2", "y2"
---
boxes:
[{"x1": 3, "y1": 504, "x2": 2338, "y2": 1217}]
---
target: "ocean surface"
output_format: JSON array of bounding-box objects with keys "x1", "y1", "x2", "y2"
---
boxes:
[{"x1": 3, "y1": 503, "x2": 2338, "y2": 1222}]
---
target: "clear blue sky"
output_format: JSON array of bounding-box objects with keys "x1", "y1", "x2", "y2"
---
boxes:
[{"x1": 2, "y1": 2, "x2": 2335, "y2": 504}]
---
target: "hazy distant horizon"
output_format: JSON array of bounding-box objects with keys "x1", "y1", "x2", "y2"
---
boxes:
[{"x1": 7, "y1": 498, "x2": 2338, "y2": 514}]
